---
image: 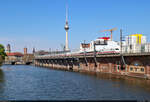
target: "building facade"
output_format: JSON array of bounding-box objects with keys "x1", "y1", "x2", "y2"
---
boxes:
[{"x1": 124, "y1": 34, "x2": 147, "y2": 53}]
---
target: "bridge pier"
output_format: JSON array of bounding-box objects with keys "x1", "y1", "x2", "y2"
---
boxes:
[
  {"x1": 79, "y1": 63, "x2": 89, "y2": 72},
  {"x1": 63, "y1": 60, "x2": 68, "y2": 70},
  {"x1": 72, "y1": 60, "x2": 79, "y2": 72},
  {"x1": 146, "y1": 66, "x2": 150, "y2": 79},
  {"x1": 37, "y1": 61, "x2": 40, "y2": 66},
  {"x1": 45, "y1": 62, "x2": 49, "y2": 67},
  {"x1": 40, "y1": 60, "x2": 43, "y2": 67},
  {"x1": 96, "y1": 62, "x2": 101, "y2": 72},
  {"x1": 73, "y1": 65, "x2": 79, "y2": 72},
  {"x1": 34, "y1": 60, "x2": 37, "y2": 66},
  {"x1": 88, "y1": 62, "x2": 96, "y2": 72},
  {"x1": 49, "y1": 60, "x2": 53, "y2": 68}
]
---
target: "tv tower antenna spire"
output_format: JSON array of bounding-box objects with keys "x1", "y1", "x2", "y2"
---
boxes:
[{"x1": 66, "y1": 4, "x2": 68, "y2": 23}]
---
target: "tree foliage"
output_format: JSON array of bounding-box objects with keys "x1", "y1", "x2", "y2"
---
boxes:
[{"x1": 0, "y1": 44, "x2": 6, "y2": 60}]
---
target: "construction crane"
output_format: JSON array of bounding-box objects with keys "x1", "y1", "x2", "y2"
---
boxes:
[{"x1": 100, "y1": 28, "x2": 117, "y2": 41}]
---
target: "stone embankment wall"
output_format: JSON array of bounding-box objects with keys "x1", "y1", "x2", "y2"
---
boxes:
[{"x1": 34, "y1": 55, "x2": 150, "y2": 80}]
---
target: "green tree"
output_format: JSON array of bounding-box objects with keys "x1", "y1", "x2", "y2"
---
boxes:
[{"x1": 0, "y1": 44, "x2": 6, "y2": 60}]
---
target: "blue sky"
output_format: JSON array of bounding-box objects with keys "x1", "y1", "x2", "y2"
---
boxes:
[{"x1": 0, "y1": 0, "x2": 150, "y2": 53}]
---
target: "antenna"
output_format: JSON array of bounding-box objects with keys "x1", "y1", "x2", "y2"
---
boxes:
[{"x1": 66, "y1": 3, "x2": 68, "y2": 23}]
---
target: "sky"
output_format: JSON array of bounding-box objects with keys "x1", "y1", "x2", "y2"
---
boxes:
[{"x1": 0, "y1": 0, "x2": 150, "y2": 53}]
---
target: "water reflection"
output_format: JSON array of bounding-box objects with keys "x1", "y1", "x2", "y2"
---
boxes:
[
  {"x1": 0, "y1": 68, "x2": 5, "y2": 99},
  {"x1": 80, "y1": 71, "x2": 150, "y2": 92},
  {"x1": 0, "y1": 65, "x2": 150, "y2": 100},
  {"x1": 0, "y1": 68, "x2": 5, "y2": 82}
]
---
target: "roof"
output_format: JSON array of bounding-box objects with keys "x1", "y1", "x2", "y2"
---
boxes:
[
  {"x1": 6, "y1": 52, "x2": 24, "y2": 57},
  {"x1": 98, "y1": 37, "x2": 110, "y2": 40},
  {"x1": 129, "y1": 34, "x2": 143, "y2": 36},
  {"x1": 24, "y1": 54, "x2": 34, "y2": 56}
]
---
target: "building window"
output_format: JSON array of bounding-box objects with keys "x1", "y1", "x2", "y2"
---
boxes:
[
  {"x1": 130, "y1": 45, "x2": 132, "y2": 49},
  {"x1": 130, "y1": 67, "x2": 133, "y2": 71},
  {"x1": 116, "y1": 61, "x2": 120, "y2": 65},
  {"x1": 117, "y1": 66, "x2": 120, "y2": 70},
  {"x1": 114, "y1": 66, "x2": 116, "y2": 71},
  {"x1": 104, "y1": 40, "x2": 107, "y2": 45},
  {"x1": 141, "y1": 68, "x2": 144, "y2": 72}
]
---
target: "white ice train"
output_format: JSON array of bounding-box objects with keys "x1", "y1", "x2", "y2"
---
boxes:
[
  {"x1": 41, "y1": 37, "x2": 121, "y2": 57},
  {"x1": 79, "y1": 37, "x2": 120, "y2": 54}
]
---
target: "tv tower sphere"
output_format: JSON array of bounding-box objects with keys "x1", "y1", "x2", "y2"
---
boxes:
[{"x1": 64, "y1": 22, "x2": 69, "y2": 31}]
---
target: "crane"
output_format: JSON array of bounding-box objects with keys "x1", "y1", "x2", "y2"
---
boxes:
[{"x1": 100, "y1": 28, "x2": 117, "y2": 41}]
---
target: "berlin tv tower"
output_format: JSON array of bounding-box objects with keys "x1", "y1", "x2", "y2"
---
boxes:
[{"x1": 64, "y1": 4, "x2": 69, "y2": 51}]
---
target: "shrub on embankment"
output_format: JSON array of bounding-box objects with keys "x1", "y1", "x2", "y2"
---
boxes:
[{"x1": 0, "y1": 44, "x2": 6, "y2": 66}]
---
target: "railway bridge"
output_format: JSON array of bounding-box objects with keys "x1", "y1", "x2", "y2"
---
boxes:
[
  {"x1": 34, "y1": 51, "x2": 150, "y2": 79},
  {"x1": 4, "y1": 54, "x2": 34, "y2": 65}
]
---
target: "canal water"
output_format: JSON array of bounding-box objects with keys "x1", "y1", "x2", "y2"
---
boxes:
[{"x1": 0, "y1": 65, "x2": 150, "y2": 100}]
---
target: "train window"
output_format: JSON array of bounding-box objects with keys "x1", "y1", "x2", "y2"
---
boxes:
[
  {"x1": 115, "y1": 48, "x2": 119, "y2": 50},
  {"x1": 130, "y1": 67, "x2": 133, "y2": 71},
  {"x1": 99, "y1": 40, "x2": 108, "y2": 45},
  {"x1": 141, "y1": 68, "x2": 144, "y2": 72},
  {"x1": 104, "y1": 40, "x2": 108, "y2": 45},
  {"x1": 95, "y1": 41, "x2": 100, "y2": 45},
  {"x1": 100, "y1": 41, "x2": 104, "y2": 45}
]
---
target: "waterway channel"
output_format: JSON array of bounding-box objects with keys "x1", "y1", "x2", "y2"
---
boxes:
[{"x1": 0, "y1": 65, "x2": 150, "y2": 100}]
